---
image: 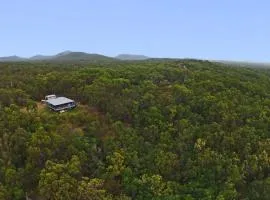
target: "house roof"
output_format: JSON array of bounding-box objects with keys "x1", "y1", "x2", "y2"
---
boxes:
[{"x1": 46, "y1": 97, "x2": 74, "y2": 106}]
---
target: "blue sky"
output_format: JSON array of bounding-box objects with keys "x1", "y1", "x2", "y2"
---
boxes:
[{"x1": 0, "y1": 0, "x2": 269, "y2": 61}]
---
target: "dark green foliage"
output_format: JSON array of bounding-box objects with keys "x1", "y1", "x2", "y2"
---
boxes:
[{"x1": 0, "y1": 60, "x2": 269, "y2": 199}]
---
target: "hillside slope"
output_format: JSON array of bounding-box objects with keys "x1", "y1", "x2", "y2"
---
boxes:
[{"x1": 0, "y1": 60, "x2": 269, "y2": 199}]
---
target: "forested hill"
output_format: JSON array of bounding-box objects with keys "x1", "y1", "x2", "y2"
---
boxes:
[{"x1": 0, "y1": 60, "x2": 270, "y2": 199}]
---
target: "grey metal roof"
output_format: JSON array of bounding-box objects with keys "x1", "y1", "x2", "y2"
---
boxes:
[{"x1": 46, "y1": 97, "x2": 74, "y2": 106}]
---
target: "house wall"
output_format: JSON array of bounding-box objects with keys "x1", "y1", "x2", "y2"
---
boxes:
[{"x1": 47, "y1": 102, "x2": 76, "y2": 111}]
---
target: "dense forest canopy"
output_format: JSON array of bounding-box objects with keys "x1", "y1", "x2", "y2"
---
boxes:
[{"x1": 0, "y1": 60, "x2": 269, "y2": 199}]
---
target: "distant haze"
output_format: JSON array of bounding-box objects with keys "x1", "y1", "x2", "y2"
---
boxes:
[{"x1": 115, "y1": 54, "x2": 149, "y2": 60}]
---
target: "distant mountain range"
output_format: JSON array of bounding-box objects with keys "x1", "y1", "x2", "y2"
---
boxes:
[
  {"x1": 2, "y1": 52, "x2": 270, "y2": 68},
  {"x1": 0, "y1": 51, "x2": 150, "y2": 62},
  {"x1": 0, "y1": 56, "x2": 27, "y2": 62}
]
